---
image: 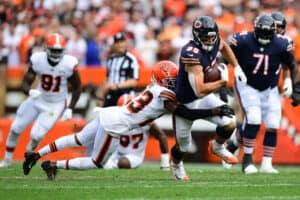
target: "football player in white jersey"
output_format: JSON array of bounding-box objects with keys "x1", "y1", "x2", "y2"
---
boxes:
[
  {"x1": 104, "y1": 95, "x2": 170, "y2": 170},
  {"x1": 0, "y1": 33, "x2": 82, "y2": 168},
  {"x1": 22, "y1": 60, "x2": 234, "y2": 180},
  {"x1": 23, "y1": 94, "x2": 170, "y2": 172}
]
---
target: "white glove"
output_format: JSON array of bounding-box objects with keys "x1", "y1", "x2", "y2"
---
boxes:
[
  {"x1": 61, "y1": 108, "x2": 72, "y2": 121},
  {"x1": 283, "y1": 78, "x2": 293, "y2": 97},
  {"x1": 160, "y1": 153, "x2": 170, "y2": 171},
  {"x1": 29, "y1": 89, "x2": 41, "y2": 99},
  {"x1": 234, "y1": 65, "x2": 247, "y2": 85},
  {"x1": 218, "y1": 63, "x2": 229, "y2": 82}
]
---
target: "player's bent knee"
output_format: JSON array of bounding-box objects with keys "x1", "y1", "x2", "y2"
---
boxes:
[
  {"x1": 118, "y1": 157, "x2": 131, "y2": 169},
  {"x1": 11, "y1": 121, "x2": 26, "y2": 135},
  {"x1": 222, "y1": 121, "x2": 236, "y2": 131},
  {"x1": 246, "y1": 109, "x2": 261, "y2": 124},
  {"x1": 30, "y1": 125, "x2": 49, "y2": 142}
]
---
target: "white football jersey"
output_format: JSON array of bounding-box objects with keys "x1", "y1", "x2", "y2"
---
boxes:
[
  {"x1": 99, "y1": 83, "x2": 176, "y2": 135},
  {"x1": 30, "y1": 52, "x2": 78, "y2": 102},
  {"x1": 117, "y1": 125, "x2": 151, "y2": 157}
]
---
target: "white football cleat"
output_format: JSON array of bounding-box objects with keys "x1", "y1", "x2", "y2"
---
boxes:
[
  {"x1": 0, "y1": 159, "x2": 11, "y2": 168},
  {"x1": 243, "y1": 164, "x2": 258, "y2": 174},
  {"x1": 260, "y1": 156, "x2": 279, "y2": 174},
  {"x1": 170, "y1": 160, "x2": 189, "y2": 181},
  {"x1": 259, "y1": 166, "x2": 279, "y2": 174},
  {"x1": 209, "y1": 140, "x2": 238, "y2": 164}
]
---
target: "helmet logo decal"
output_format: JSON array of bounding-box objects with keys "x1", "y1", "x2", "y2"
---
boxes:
[
  {"x1": 194, "y1": 20, "x2": 202, "y2": 28},
  {"x1": 160, "y1": 65, "x2": 170, "y2": 76}
]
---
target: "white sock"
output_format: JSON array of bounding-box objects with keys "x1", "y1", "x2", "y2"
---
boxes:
[
  {"x1": 57, "y1": 157, "x2": 98, "y2": 170},
  {"x1": 261, "y1": 156, "x2": 272, "y2": 167},
  {"x1": 38, "y1": 145, "x2": 51, "y2": 157},
  {"x1": 244, "y1": 147, "x2": 254, "y2": 154},
  {"x1": 3, "y1": 152, "x2": 13, "y2": 162},
  {"x1": 38, "y1": 135, "x2": 78, "y2": 157},
  {"x1": 55, "y1": 135, "x2": 79, "y2": 149},
  {"x1": 160, "y1": 153, "x2": 170, "y2": 168}
]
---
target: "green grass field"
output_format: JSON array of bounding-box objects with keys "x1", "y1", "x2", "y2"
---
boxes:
[{"x1": 0, "y1": 162, "x2": 300, "y2": 200}]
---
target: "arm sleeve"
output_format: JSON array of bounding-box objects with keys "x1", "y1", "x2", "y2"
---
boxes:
[{"x1": 174, "y1": 104, "x2": 213, "y2": 120}]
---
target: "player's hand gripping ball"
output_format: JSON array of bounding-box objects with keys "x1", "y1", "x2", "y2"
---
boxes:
[{"x1": 204, "y1": 63, "x2": 228, "y2": 82}]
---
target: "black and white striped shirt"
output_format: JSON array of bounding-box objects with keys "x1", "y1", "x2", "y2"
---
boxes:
[{"x1": 106, "y1": 51, "x2": 139, "y2": 84}]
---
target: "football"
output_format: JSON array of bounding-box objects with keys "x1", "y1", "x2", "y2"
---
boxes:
[{"x1": 204, "y1": 63, "x2": 223, "y2": 83}]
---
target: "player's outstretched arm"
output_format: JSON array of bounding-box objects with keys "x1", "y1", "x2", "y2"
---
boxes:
[
  {"x1": 164, "y1": 101, "x2": 234, "y2": 121},
  {"x1": 149, "y1": 123, "x2": 168, "y2": 154},
  {"x1": 149, "y1": 123, "x2": 170, "y2": 170}
]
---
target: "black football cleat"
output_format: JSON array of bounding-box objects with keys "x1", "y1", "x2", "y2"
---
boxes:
[
  {"x1": 23, "y1": 152, "x2": 39, "y2": 175},
  {"x1": 41, "y1": 161, "x2": 57, "y2": 180}
]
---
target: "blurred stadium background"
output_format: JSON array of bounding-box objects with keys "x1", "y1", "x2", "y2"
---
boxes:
[{"x1": 1, "y1": 0, "x2": 300, "y2": 168}]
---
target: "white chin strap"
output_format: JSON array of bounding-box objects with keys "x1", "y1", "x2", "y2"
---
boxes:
[{"x1": 258, "y1": 38, "x2": 270, "y2": 45}]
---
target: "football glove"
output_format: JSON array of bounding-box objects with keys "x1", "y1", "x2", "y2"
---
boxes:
[
  {"x1": 29, "y1": 89, "x2": 41, "y2": 99},
  {"x1": 234, "y1": 65, "x2": 247, "y2": 85},
  {"x1": 217, "y1": 63, "x2": 229, "y2": 82},
  {"x1": 214, "y1": 105, "x2": 235, "y2": 117},
  {"x1": 61, "y1": 108, "x2": 72, "y2": 121},
  {"x1": 283, "y1": 78, "x2": 293, "y2": 97}
]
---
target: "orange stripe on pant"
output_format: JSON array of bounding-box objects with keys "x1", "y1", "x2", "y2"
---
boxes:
[{"x1": 93, "y1": 135, "x2": 112, "y2": 168}]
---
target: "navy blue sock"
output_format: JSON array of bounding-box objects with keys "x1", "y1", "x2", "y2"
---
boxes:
[
  {"x1": 263, "y1": 131, "x2": 277, "y2": 147},
  {"x1": 171, "y1": 145, "x2": 184, "y2": 163},
  {"x1": 216, "y1": 126, "x2": 234, "y2": 139},
  {"x1": 242, "y1": 124, "x2": 260, "y2": 139}
]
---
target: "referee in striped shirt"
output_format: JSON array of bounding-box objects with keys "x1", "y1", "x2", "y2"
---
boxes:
[{"x1": 98, "y1": 32, "x2": 140, "y2": 107}]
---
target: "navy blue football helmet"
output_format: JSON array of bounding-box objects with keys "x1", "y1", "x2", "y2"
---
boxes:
[
  {"x1": 192, "y1": 16, "x2": 219, "y2": 52},
  {"x1": 254, "y1": 14, "x2": 275, "y2": 45},
  {"x1": 271, "y1": 11, "x2": 287, "y2": 35}
]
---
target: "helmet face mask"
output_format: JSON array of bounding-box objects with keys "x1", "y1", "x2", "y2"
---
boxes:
[
  {"x1": 160, "y1": 77, "x2": 177, "y2": 90},
  {"x1": 271, "y1": 11, "x2": 286, "y2": 35},
  {"x1": 45, "y1": 33, "x2": 66, "y2": 64},
  {"x1": 46, "y1": 48, "x2": 65, "y2": 63},
  {"x1": 254, "y1": 14, "x2": 275, "y2": 45},
  {"x1": 152, "y1": 60, "x2": 178, "y2": 90},
  {"x1": 192, "y1": 16, "x2": 219, "y2": 52}
]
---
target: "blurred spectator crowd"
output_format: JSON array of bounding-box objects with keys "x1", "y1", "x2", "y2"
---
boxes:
[{"x1": 1, "y1": 0, "x2": 300, "y2": 69}]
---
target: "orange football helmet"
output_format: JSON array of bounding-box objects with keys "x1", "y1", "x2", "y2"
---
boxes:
[
  {"x1": 45, "y1": 33, "x2": 66, "y2": 63},
  {"x1": 152, "y1": 60, "x2": 178, "y2": 90},
  {"x1": 117, "y1": 94, "x2": 134, "y2": 106}
]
